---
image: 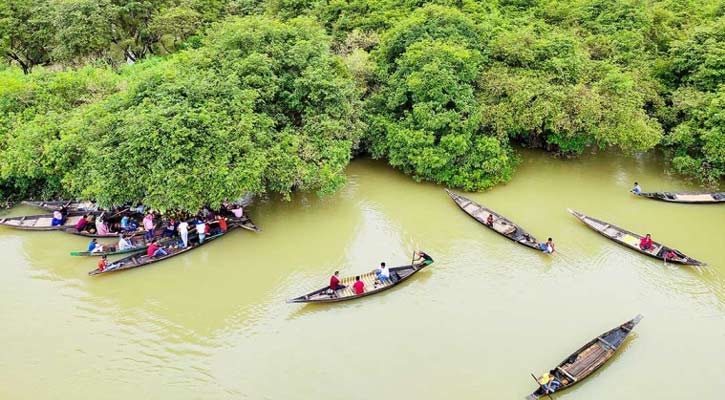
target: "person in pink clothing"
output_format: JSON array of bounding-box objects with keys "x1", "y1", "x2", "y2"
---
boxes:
[{"x1": 143, "y1": 213, "x2": 155, "y2": 241}]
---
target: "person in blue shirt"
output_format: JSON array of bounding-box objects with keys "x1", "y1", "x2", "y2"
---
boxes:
[
  {"x1": 120, "y1": 215, "x2": 130, "y2": 231},
  {"x1": 88, "y1": 238, "x2": 104, "y2": 253},
  {"x1": 631, "y1": 182, "x2": 641, "y2": 195}
]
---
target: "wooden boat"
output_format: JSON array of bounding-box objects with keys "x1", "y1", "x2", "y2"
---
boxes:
[
  {"x1": 88, "y1": 217, "x2": 260, "y2": 276},
  {"x1": 287, "y1": 257, "x2": 434, "y2": 304},
  {"x1": 445, "y1": 189, "x2": 541, "y2": 250},
  {"x1": 526, "y1": 315, "x2": 643, "y2": 400},
  {"x1": 637, "y1": 191, "x2": 724, "y2": 204},
  {"x1": 568, "y1": 209, "x2": 705, "y2": 266},
  {"x1": 21, "y1": 200, "x2": 100, "y2": 212},
  {"x1": 0, "y1": 211, "x2": 92, "y2": 231},
  {"x1": 0, "y1": 210, "x2": 142, "y2": 238},
  {"x1": 70, "y1": 233, "x2": 168, "y2": 257}
]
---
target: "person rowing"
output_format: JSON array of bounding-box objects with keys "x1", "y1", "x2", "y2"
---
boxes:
[
  {"x1": 631, "y1": 182, "x2": 641, "y2": 195},
  {"x1": 413, "y1": 250, "x2": 434, "y2": 267},
  {"x1": 539, "y1": 237, "x2": 555, "y2": 254},
  {"x1": 537, "y1": 370, "x2": 561, "y2": 395}
]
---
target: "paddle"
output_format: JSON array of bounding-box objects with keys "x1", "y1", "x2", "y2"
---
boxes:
[{"x1": 530, "y1": 373, "x2": 555, "y2": 400}]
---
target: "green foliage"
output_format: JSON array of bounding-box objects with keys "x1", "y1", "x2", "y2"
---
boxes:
[
  {"x1": 0, "y1": 16, "x2": 362, "y2": 209},
  {"x1": 0, "y1": 0, "x2": 55, "y2": 73},
  {"x1": 367, "y1": 6, "x2": 515, "y2": 190},
  {"x1": 1, "y1": 0, "x2": 723, "y2": 205}
]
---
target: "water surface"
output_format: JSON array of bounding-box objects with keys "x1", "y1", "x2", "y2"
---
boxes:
[{"x1": 1, "y1": 150, "x2": 723, "y2": 399}]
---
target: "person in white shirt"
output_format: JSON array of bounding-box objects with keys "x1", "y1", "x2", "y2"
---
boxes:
[
  {"x1": 177, "y1": 220, "x2": 189, "y2": 248},
  {"x1": 374, "y1": 262, "x2": 390, "y2": 283},
  {"x1": 631, "y1": 182, "x2": 641, "y2": 195},
  {"x1": 118, "y1": 234, "x2": 133, "y2": 251},
  {"x1": 195, "y1": 219, "x2": 207, "y2": 244}
]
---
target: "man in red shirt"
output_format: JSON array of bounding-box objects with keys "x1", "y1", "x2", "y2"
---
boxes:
[
  {"x1": 352, "y1": 276, "x2": 364, "y2": 295},
  {"x1": 147, "y1": 241, "x2": 168, "y2": 258},
  {"x1": 639, "y1": 233, "x2": 653, "y2": 250},
  {"x1": 329, "y1": 271, "x2": 346, "y2": 291}
]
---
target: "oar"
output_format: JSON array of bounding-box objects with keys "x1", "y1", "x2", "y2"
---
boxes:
[{"x1": 530, "y1": 373, "x2": 555, "y2": 400}]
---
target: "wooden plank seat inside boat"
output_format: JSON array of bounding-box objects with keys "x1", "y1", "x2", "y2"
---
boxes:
[
  {"x1": 562, "y1": 344, "x2": 612, "y2": 379},
  {"x1": 310, "y1": 271, "x2": 395, "y2": 300},
  {"x1": 493, "y1": 219, "x2": 516, "y2": 235}
]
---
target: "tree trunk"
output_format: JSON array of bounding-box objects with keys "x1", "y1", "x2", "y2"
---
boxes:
[{"x1": 7, "y1": 52, "x2": 31, "y2": 74}]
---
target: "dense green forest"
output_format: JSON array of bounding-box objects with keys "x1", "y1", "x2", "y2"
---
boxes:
[{"x1": 1, "y1": 0, "x2": 723, "y2": 209}]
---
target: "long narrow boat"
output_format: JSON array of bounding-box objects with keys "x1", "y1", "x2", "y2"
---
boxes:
[
  {"x1": 0, "y1": 211, "x2": 91, "y2": 231},
  {"x1": 0, "y1": 210, "x2": 142, "y2": 238},
  {"x1": 568, "y1": 209, "x2": 705, "y2": 266},
  {"x1": 88, "y1": 217, "x2": 260, "y2": 276},
  {"x1": 637, "y1": 191, "x2": 724, "y2": 204},
  {"x1": 21, "y1": 200, "x2": 100, "y2": 212},
  {"x1": 70, "y1": 233, "x2": 168, "y2": 257},
  {"x1": 526, "y1": 315, "x2": 643, "y2": 400},
  {"x1": 445, "y1": 189, "x2": 541, "y2": 250},
  {"x1": 287, "y1": 256, "x2": 434, "y2": 304}
]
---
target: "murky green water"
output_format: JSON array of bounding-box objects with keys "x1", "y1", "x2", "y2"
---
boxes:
[{"x1": 1, "y1": 150, "x2": 723, "y2": 399}]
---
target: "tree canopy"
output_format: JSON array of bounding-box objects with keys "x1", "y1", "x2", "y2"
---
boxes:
[{"x1": 0, "y1": 0, "x2": 723, "y2": 207}]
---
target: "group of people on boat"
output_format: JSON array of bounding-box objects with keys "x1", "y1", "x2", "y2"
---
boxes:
[
  {"x1": 327, "y1": 251, "x2": 433, "y2": 296},
  {"x1": 90, "y1": 203, "x2": 245, "y2": 272}
]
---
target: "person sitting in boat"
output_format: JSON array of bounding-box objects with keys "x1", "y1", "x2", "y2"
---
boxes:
[
  {"x1": 375, "y1": 262, "x2": 390, "y2": 284},
  {"x1": 538, "y1": 370, "x2": 561, "y2": 394},
  {"x1": 88, "y1": 238, "x2": 104, "y2": 253},
  {"x1": 120, "y1": 215, "x2": 130, "y2": 231},
  {"x1": 664, "y1": 249, "x2": 679, "y2": 263},
  {"x1": 631, "y1": 182, "x2": 641, "y2": 195},
  {"x1": 75, "y1": 215, "x2": 90, "y2": 232},
  {"x1": 329, "y1": 271, "x2": 346, "y2": 292},
  {"x1": 51, "y1": 209, "x2": 65, "y2": 226},
  {"x1": 118, "y1": 234, "x2": 133, "y2": 251},
  {"x1": 147, "y1": 240, "x2": 168, "y2": 258},
  {"x1": 486, "y1": 214, "x2": 494, "y2": 226},
  {"x1": 230, "y1": 204, "x2": 244, "y2": 219},
  {"x1": 97, "y1": 255, "x2": 108, "y2": 272},
  {"x1": 95, "y1": 217, "x2": 110, "y2": 236},
  {"x1": 352, "y1": 276, "x2": 365, "y2": 295},
  {"x1": 413, "y1": 250, "x2": 434, "y2": 267},
  {"x1": 639, "y1": 234, "x2": 653, "y2": 250},
  {"x1": 539, "y1": 237, "x2": 556, "y2": 254}
]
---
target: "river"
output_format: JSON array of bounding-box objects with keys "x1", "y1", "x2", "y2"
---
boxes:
[{"x1": 0, "y1": 149, "x2": 723, "y2": 399}]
